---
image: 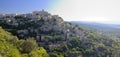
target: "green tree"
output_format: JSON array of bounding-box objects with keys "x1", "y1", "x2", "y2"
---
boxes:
[
  {"x1": 29, "y1": 47, "x2": 49, "y2": 57},
  {"x1": 20, "y1": 38, "x2": 37, "y2": 53},
  {"x1": 49, "y1": 52, "x2": 64, "y2": 57},
  {"x1": 0, "y1": 38, "x2": 20, "y2": 57}
]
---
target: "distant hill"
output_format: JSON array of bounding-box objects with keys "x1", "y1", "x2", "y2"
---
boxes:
[
  {"x1": 71, "y1": 21, "x2": 120, "y2": 38},
  {"x1": 0, "y1": 11, "x2": 120, "y2": 57}
]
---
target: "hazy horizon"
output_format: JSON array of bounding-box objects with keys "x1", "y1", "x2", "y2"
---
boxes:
[{"x1": 0, "y1": 0, "x2": 120, "y2": 24}]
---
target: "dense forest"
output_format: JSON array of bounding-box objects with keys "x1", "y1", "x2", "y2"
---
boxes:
[{"x1": 0, "y1": 11, "x2": 120, "y2": 57}]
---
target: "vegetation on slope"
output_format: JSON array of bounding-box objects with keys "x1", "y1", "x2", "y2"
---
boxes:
[
  {"x1": 0, "y1": 11, "x2": 120, "y2": 57},
  {"x1": 0, "y1": 26, "x2": 49, "y2": 57}
]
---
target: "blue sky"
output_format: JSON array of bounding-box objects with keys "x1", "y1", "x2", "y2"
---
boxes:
[
  {"x1": 0, "y1": 0, "x2": 59, "y2": 13},
  {"x1": 0, "y1": 0, "x2": 120, "y2": 24}
]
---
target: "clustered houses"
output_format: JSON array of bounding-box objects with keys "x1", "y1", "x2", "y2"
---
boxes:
[
  {"x1": 0, "y1": 10, "x2": 65, "y2": 49},
  {"x1": 0, "y1": 10, "x2": 64, "y2": 26},
  {"x1": 0, "y1": 10, "x2": 86, "y2": 52}
]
